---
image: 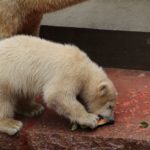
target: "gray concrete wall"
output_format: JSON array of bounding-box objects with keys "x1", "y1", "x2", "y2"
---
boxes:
[{"x1": 41, "y1": 0, "x2": 150, "y2": 32}]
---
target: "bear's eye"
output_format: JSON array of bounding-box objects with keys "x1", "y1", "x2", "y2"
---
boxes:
[{"x1": 108, "y1": 105, "x2": 113, "y2": 110}]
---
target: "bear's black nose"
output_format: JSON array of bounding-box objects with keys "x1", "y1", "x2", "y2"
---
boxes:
[{"x1": 98, "y1": 114, "x2": 103, "y2": 119}]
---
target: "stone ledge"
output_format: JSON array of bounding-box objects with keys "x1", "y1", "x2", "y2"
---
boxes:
[{"x1": 0, "y1": 68, "x2": 150, "y2": 150}]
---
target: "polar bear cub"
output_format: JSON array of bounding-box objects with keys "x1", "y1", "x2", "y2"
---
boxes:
[{"x1": 0, "y1": 36, "x2": 117, "y2": 135}]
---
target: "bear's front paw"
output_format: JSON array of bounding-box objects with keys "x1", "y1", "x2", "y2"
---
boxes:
[
  {"x1": 0, "y1": 119, "x2": 23, "y2": 135},
  {"x1": 78, "y1": 113, "x2": 98, "y2": 129}
]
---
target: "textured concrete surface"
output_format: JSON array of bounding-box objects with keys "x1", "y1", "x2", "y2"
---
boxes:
[
  {"x1": 0, "y1": 68, "x2": 150, "y2": 150},
  {"x1": 42, "y1": 0, "x2": 150, "y2": 32}
]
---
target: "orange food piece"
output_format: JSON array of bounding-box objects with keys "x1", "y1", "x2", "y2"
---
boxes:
[{"x1": 97, "y1": 118, "x2": 108, "y2": 126}]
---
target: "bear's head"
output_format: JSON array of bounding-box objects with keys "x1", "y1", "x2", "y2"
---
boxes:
[{"x1": 81, "y1": 68, "x2": 117, "y2": 121}]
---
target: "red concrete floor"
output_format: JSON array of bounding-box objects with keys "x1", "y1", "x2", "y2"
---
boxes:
[{"x1": 0, "y1": 68, "x2": 150, "y2": 150}]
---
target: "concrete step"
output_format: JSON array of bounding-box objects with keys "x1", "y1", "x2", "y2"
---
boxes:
[
  {"x1": 0, "y1": 68, "x2": 150, "y2": 150},
  {"x1": 42, "y1": 0, "x2": 150, "y2": 32}
]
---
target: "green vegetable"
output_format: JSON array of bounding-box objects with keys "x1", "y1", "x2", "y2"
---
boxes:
[
  {"x1": 71, "y1": 123, "x2": 88, "y2": 131},
  {"x1": 71, "y1": 123, "x2": 78, "y2": 131},
  {"x1": 140, "y1": 121, "x2": 149, "y2": 128}
]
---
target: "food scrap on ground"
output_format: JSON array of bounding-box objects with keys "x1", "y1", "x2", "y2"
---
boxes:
[{"x1": 140, "y1": 121, "x2": 149, "y2": 128}]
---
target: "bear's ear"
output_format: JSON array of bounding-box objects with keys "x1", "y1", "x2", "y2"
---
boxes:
[{"x1": 98, "y1": 82, "x2": 109, "y2": 96}]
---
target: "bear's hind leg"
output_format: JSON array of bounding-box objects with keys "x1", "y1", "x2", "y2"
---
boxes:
[{"x1": 16, "y1": 96, "x2": 44, "y2": 117}]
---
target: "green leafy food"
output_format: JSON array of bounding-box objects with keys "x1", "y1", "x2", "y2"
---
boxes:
[
  {"x1": 71, "y1": 123, "x2": 78, "y2": 131},
  {"x1": 140, "y1": 121, "x2": 149, "y2": 128}
]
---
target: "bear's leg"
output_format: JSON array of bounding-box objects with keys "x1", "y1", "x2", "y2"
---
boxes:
[
  {"x1": 45, "y1": 94, "x2": 98, "y2": 128},
  {"x1": 23, "y1": 0, "x2": 87, "y2": 13},
  {"x1": 16, "y1": 96, "x2": 44, "y2": 117},
  {"x1": 0, "y1": 95, "x2": 23, "y2": 135}
]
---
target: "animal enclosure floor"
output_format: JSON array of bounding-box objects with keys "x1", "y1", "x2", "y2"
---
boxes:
[
  {"x1": 0, "y1": 68, "x2": 150, "y2": 149},
  {"x1": 104, "y1": 68, "x2": 150, "y2": 140}
]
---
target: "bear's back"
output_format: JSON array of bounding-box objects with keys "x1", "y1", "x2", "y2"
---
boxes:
[{"x1": 0, "y1": 36, "x2": 90, "y2": 80}]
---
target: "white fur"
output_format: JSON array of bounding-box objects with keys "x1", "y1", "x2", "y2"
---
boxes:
[
  {"x1": 0, "y1": 35, "x2": 117, "y2": 135},
  {"x1": 0, "y1": 0, "x2": 86, "y2": 39}
]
